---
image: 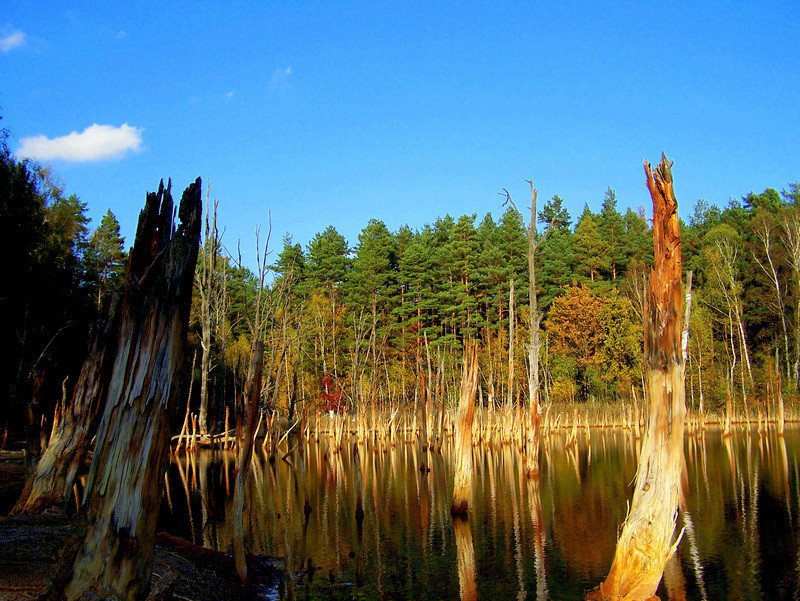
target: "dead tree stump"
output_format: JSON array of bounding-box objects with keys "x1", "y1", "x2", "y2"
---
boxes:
[
  {"x1": 451, "y1": 344, "x2": 479, "y2": 516},
  {"x1": 49, "y1": 179, "x2": 202, "y2": 601},
  {"x1": 13, "y1": 299, "x2": 119, "y2": 515},
  {"x1": 590, "y1": 155, "x2": 686, "y2": 601}
]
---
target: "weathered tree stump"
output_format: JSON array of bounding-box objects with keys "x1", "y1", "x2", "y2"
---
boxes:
[
  {"x1": 451, "y1": 344, "x2": 479, "y2": 516},
  {"x1": 12, "y1": 298, "x2": 119, "y2": 515},
  {"x1": 46, "y1": 179, "x2": 202, "y2": 601},
  {"x1": 589, "y1": 155, "x2": 686, "y2": 601}
]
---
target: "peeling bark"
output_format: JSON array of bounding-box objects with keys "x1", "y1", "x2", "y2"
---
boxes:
[
  {"x1": 590, "y1": 155, "x2": 685, "y2": 601},
  {"x1": 48, "y1": 179, "x2": 202, "y2": 601}
]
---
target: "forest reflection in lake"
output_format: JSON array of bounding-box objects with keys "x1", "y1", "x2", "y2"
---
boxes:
[{"x1": 159, "y1": 426, "x2": 800, "y2": 600}]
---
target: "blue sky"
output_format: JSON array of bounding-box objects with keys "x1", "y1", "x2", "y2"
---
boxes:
[{"x1": 3, "y1": 1, "x2": 799, "y2": 264}]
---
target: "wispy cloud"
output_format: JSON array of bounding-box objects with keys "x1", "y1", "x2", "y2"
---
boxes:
[
  {"x1": 0, "y1": 29, "x2": 26, "y2": 52},
  {"x1": 270, "y1": 66, "x2": 292, "y2": 89},
  {"x1": 18, "y1": 123, "x2": 143, "y2": 162}
]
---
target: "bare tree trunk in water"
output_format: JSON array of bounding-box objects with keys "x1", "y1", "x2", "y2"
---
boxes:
[
  {"x1": 47, "y1": 179, "x2": 201, "y2": 601},
  {"x1": 451, "y1": 344, "x2": 479, "y2": 516},
  {"x1": 589, "y1": 155, "x2": 685, "y2": 601},
  {"x1": 233, "y1": 340, "x2": 264, "y2": 583},
  {"x1": 502, "y1": 182, "x2": 546, "y2": 477},
  {"x1": 507, "y1": 277, "x2": 515, "y2": 408},
  {"x1": 13, "y1": 298, "x2": 119, "y2": 515},
  {"x1": 198, "y1": 197, "x2": 220, "y2": 435}
]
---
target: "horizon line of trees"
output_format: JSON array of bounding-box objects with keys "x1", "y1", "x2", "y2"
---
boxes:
[
  {"x1": 186, "y1": 182, "x2": 800, "y2": 433},
  {"x1": 4, "y1": 121, "x2": 800, "y2": 437}
]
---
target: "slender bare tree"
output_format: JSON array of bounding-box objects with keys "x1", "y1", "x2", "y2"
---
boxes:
[
  {"x1": 198, "y1": 194, "x2": 221, "y2": 435},
  {"x1": 502, "y1": 181, "x2": 548, "y2": 477}
]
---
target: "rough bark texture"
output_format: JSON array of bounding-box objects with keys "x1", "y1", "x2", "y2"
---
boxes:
[
  {"x1": 451, "y1": 345, "x2": 479, "y2": 516},
  {"x1": 591, "y1": 155, "x2": 685, "y2": 601},
  {"x1": 52, "y1": 179, "x2": 202, "y2": 601},
  {"x1": 12, "y1": 299, "x2": 119, "y2": 515}
]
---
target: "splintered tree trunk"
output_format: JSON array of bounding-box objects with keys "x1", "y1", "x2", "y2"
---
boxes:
[
  {"x1": 13, "y1": 299, "x2": 119, "y2": 515},
  {"x1": 451, "y1": 344, "x2": 479, "y2": 516},
  {"x1": 591, "y1": 155, "x2": 685, "y2": 601},
  {"x1": 53, "y1": 179, "x2": 201, "y2": 601}
]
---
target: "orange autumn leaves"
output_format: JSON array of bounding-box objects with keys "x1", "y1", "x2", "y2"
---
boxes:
[{"x1": 545, "y1": 282, "x2": 642, "y2": 400}]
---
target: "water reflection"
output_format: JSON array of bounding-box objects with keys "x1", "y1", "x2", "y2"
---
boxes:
[
  {"x1": 159, "y1": 425, "x2": 800, "y2": 600},
  {"x1": 454, "y1": 516, "x2": 477, "y2": 601}
]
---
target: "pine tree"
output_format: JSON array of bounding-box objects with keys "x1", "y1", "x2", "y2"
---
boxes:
[
  {"x1": 87, "y1": 209, "x2": 127, "y2": 307},
  {"x1": 597, "y1": 187, "x2": 626, "y2": 280},
  {"x1": 346, "y1": 219, "x2": 397, "y2": 405},
  {"x1": 307, "y1": 226, "x2": 350, "y2": 376},
  {"x1": 445, "y1": 214, "x2": 482, "y2": 339},
  {"x1": 537, "y1": 196, "x2": 574, "y2": 310},
  {"x1": 538, "y1": 194, "x2": 572, "y2": 230},
  {"x1": 275, "y1": 233, "x2": 308, "y2": 297},
  {"x1": 573, "y1": 206, "x2": 610, "y2": 284}
]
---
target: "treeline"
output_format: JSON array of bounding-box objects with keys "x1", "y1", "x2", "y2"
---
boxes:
[
  {"x1": 188, "y1": 183, "x2": 800, "y2": 433},
  {"x1": 0, "y1": 130, "x2": 126, "y2": 435},
  {"x1": 3, "y1": 123, "x2": 800, "y2": 436}
]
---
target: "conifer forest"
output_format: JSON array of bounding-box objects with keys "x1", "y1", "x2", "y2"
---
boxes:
[{"x1": 4, "y1": 136, "x2": 798, "y2": 434}]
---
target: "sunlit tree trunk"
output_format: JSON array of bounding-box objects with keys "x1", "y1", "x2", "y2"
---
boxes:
[
  {"x1": 451, "y1": 344, "x2": 479, "y2": 515},
  {"x1": 590, "y1": 155, "x2": 685, "y2": 601},
  {"x1": 507, "y1": 277, "x2": 515, "y2": 407},
  {"x1": 780, "y1": 207, "x2": 800, "y2": 386},
  {"x1": 753, "y1": 216, "x2": 792, "y2": 383},
  {"x1": 50, "y1": 179, "x2": 201, "y2": 601},
  {"x1": 681, "y1": 271, "x2": 692, "y2": 364}
]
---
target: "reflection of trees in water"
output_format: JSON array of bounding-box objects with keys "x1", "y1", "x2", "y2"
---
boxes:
[
  {"x1": 453, "y1": 515, "x2": 477, "y2": 601},
  {"x1": 527, "y1": 475, "x2": 548, "y2": 601},
  {"x1": 162, "y1": 426, "x2": 800, "y2": 599}
]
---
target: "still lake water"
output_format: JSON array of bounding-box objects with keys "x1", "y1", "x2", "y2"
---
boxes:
[{"x1": 160, "y1": 426, "x2": 800, "y2": 600}]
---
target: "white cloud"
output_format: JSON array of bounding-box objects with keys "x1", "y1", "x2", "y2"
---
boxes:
[
  {"x1": 18, "y1": 123, "x2": 143, "y2": 162},
  {"x1": 1, "y1": 30, "x2": 26, "y2": 52}
]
